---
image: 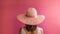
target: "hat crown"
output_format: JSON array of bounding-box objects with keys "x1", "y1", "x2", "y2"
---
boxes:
[{"x1": 26, "y1": 8, "x2": 37, "y2": 18}]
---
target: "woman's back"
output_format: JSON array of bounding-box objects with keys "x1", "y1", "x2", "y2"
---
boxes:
[{"x1": 19, "y1": 27, "x2": 43, "y2": 34}]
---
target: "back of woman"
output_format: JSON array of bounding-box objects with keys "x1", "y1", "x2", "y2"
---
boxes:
[{"x1": 19, "y1": 27, "x2": 43, "y2": 34}]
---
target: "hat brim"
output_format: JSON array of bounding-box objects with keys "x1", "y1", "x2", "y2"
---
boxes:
[{"x1": 17, "y1": 14, "x2": 45, "y2": 25}]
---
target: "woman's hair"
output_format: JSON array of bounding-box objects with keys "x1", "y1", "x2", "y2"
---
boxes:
[{"x1": 25, "y1": 24, "x2": 37, "y2": 31}]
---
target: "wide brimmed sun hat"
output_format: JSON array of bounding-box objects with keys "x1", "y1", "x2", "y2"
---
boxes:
[{"x1": 17, "y1": 8, "x2": 45, "y2": 25}]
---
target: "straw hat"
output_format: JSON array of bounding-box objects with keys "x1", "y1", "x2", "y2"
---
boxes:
[{"x1": 17, "y1": 8, "x2": 45, "y2": 25}]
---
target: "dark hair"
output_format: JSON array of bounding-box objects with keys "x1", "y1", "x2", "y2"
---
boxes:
[{"x1": 25, "y1": 24, "x2": 37, "y2": 31}]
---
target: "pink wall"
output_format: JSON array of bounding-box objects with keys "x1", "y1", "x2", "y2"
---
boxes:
[{"x1": 0, "y1": 0, "x2": 60, "y2": 34}]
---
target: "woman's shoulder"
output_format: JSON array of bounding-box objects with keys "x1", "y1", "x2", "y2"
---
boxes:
[
  {"x1": 36, "y1": 27, "x2": 43, "y2": 34},
  {"x1": 37, "y1": 27, "x2": 43, "y2": 31}
]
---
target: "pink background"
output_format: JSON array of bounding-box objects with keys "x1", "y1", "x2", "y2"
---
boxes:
[{"x1": 0, "y1": 0, "x2": 60, "y2": 34}]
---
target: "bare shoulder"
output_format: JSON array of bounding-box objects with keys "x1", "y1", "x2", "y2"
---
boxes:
[
  {"x1": 37, "y1": 27, "x2": 43, "y2": 31},
  {"x1": 37, "y1": 27, "x2": 43, "y2": 34}
]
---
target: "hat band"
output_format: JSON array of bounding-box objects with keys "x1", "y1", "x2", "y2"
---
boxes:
[{"x1": 25, "y1": 15, "x2": 35, "y2": 18}]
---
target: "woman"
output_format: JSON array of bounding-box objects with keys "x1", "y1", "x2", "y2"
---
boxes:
[{"x1": 17, "y1": 7, "x2": 45, "y2": 34}]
